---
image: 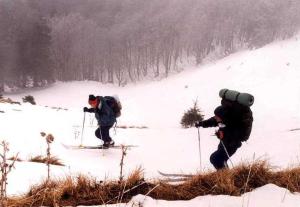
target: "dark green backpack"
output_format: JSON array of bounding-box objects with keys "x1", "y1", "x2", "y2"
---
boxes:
[
  {"x1": 104, "y1": 96, "x2": 122, "y2": 117},
  {"x1": 219, "y1": 89, "x2": 254, "y2": 107}
]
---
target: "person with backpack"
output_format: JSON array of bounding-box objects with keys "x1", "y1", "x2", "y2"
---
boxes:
[
  {"x1": 83, "y1": 94, "x2": 121, "y2": 148},
  {"x1": 195, "y1": 89, "x2": 253, "y2": 170}
]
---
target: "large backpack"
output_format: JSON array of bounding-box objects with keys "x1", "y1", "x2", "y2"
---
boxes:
[
  {"x1": 219, "y1": 89, "x2": 253, "y2": 142},
  {"x1": 226, "y1": 101, "x2": 253, "y2": 142},
  {"x1": 104, "y1": 95, "x2": 122, "y2": 117}
]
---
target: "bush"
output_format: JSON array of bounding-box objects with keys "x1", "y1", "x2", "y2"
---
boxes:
[
  {"x1": 180, "y1": 100, "x2": 204, "y2": 128},
  {"x1": 22, "y1": 95, "x2": 36, "y2": 105}
]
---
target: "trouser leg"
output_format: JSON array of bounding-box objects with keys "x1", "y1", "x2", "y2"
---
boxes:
[
  {"x1": 210, "y1": 141, "x2": 241, "y2": 170},
  {"x1": 95, "y1": 126, "x2": 112, "y2": 142}
]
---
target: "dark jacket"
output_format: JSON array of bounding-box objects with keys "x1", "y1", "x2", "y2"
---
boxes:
[
  {"x1": 87, "y1": 96, "x2": 116, "y2": 126},
  {"x1": 202, "y1": 99, "x2": 253, "y2": 143}
]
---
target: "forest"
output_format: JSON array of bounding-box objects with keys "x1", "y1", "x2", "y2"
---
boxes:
[{"x1": 0, "y1": 0, "x2": 300, "y2": 91}]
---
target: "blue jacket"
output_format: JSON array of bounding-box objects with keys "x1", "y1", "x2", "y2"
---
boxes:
[{"x1": 88, "y1": 96, "x2": 116, "y2": 126}]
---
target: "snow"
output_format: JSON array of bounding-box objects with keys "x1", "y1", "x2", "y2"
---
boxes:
[
  {"x1": 1, "y1": 35, "x2": 300, "y2": 206},
  {"x1": 63, "y1": 184, "x2": 300, "y2": 207},
  {"x1": 96, "y1": 184, "x2": 300, "y2": 207}
]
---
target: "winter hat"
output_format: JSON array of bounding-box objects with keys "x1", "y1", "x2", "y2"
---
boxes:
[
  {"x1": 89, "y1": 94, "x2": 96, "y2": 101},
  {"x1": 88, "y1": 94, "x2": 97, "y2": 106},
  {"x1": 214, "y1": 106, "x2": 227, "y2": 119}
]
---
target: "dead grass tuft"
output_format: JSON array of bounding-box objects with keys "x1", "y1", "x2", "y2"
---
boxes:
[
  {"x1": 273, "y1": 166, "x2": 300, "y2": 192},
  {"x1": 29, "y1": 155, "x2": 64, "y2": 166},
  {"x1": 5, "y1": 160, "x2": 300, "y2": 206},
  {"x1": 8, "y1": 156, "x2": 22, "y2": 162},
  {"x1": 0, "y1": 97, "x2": 21, "y2": 105},
  {"x1": 126, "y1": 167, "x2": 144, "y2": 186}
]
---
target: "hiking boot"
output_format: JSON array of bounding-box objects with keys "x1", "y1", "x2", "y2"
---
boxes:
[
  {"x1": 103, "y1": 140, "x2": 115, "y2": 149},
  {"x1": 102, "y1": 142, "x2": 109, "y2": 149},
  {"x1": 109, "y1": 140, "x2": 115, "y2": 146}
]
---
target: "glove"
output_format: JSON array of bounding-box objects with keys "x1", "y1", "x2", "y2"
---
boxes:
[
  {"x1": 215, "y1": 130, "x2": 224, "y2": 139},
  {"x1": 83, "y1": 107, "x2": 89, "y2": 112},
  {"x1": 195, "y1": 121, "x2": 203, "y2": 128}
]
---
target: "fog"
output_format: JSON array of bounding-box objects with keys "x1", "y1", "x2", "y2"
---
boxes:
[{"x1": 1, "y1": 0, "x2": 300, "y2": 91}]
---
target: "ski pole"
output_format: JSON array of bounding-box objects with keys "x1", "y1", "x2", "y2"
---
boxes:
[
  {"x1": 220, "y1": 140, "x2": 234, "y2": 168},
  {"x1": 197, "y1": 127, "x2": 202, "y2": 171},
  {"x1": 80, "y1": 112, "x2": 86, "y2": 146}
]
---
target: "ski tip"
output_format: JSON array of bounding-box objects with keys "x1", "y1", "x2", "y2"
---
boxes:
[{"x1": 61, "y1": 142, "x2": 138, "y2": 150}]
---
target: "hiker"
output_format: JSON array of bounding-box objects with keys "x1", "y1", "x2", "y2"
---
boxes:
[
  {"x1": 195, "y1": 89, "x2": 253, "y2": 170},
  {"x1": 83, "y1": 94, "x2": 117, "y2": 148}
]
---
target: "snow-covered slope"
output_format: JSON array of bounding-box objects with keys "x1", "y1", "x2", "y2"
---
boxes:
[
  {"x1": 1, "y1": 35, "x2": 300, "y2": 206},
  {"x1": 106, "y1": 184, "x2": 300, "y2": 207}
]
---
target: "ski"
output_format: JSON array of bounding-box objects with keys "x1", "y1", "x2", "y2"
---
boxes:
[
  {"x1": 160, "y1": 177, "x2": 189, "y2": 182},
  {"x1": 62, "y1": 143, "x2": 138, "y2": 150},
  {"x1": 289, "y1": 128, "x2": 300, "y2": 131},
  {"x1": 158, "y1": 170, "x2": 193, "y2": 178}
]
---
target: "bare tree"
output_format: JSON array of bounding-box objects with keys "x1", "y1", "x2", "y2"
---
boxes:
[{"x1": 1, "y1": 0, "x2": 300, "y2": 90}]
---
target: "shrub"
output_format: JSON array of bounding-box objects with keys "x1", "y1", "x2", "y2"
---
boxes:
[
  {"x1": 180, "y1": 100, "x2": 204, "y2": 128},
  {"x1": 22, "y1": 95, "x2": 36, "y2": 105}
]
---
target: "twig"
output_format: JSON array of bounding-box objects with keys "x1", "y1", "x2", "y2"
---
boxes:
[
  {"x1": 0, "y1": 141, "x2": 19, "y2": 206},
  {"x1": 145, "y1": 183, "x2": 160, "y2": 197},
  {"x1": 40, "y1": 132, "x2": 54, "y2": 181},
  {"x1": 119, "y1": 145, "x2": 128, "y2": 182},
  {"x1": 141, "y1": 183, "x2": 160, "y2": 205},
  {"x1": 281, "y1": 184, "x2": 288, "y2": 203},
  {"x1": 105, "y1": 181, "x2": 147, "y2": 204},
  {"x1": 118, "y1": 179, "x2": 128, "y2": 203},
  {"x1": 242, "y1": 153, "x2": 255, "y2": 207}
]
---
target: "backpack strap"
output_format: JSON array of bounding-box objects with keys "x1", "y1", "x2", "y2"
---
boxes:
[
  {"x1": 235, "y1": 92, "x2": 241, "y2": 102},
  {"x1": 223, "y1": 89, "x2": 229, "y2": 98}
]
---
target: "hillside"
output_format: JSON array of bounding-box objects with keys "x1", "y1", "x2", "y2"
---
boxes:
[{"x1": 0, "y1": 35, "x2": 300, "y2": 206}]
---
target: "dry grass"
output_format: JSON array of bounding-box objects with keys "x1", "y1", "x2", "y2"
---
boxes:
[
  {"x1": 29, "y1": 155, "x2": 64, "y2": 166},
  {"x1": 4, "y1": 161, "x2": 300, "y2": 206},
  {"x1": 151, "y1": 160, "x2": 300, "y2": 200},
  {"x1": 0, "y1": 97, "x2": 21, "y2": 105},
  {"x1": 273, "y1": 166, "x2": 300, "y2": 192},
  {"x1": 8, "y1": 156, "x2": 22, "y2": 162},
  {"x1": 7, "y1": 169, "x2": 148, "y2": 207}
]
